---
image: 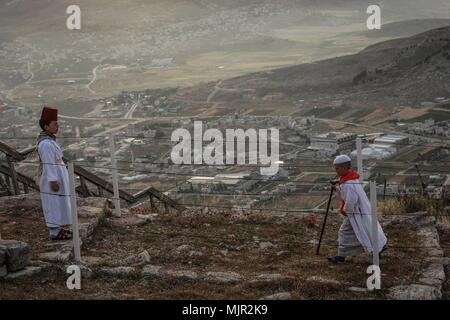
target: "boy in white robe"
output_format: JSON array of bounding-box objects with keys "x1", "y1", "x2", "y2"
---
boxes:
[
  {"x1": 37, "y1": 107, "x2": 72, "y2": 240},
  {"x1": 328, "y1": 155, "x2": 387, "y2": 264}
]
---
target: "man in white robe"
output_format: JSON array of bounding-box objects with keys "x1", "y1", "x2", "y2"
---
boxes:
[
  {"x1": 37, "y1": 107, "x2": 72, "y2": 240},
  {"x1": 328, "y1": 155, "x2": 387, "y2": 263}
]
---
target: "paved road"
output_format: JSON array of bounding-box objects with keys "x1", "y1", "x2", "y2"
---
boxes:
[
  {"x1": 124, "y1": 101, "x2": 140, "y2": 119},
  {"x1": 87, "y1": 64, "x2": 102, "y2": 94},
  {"x1": 25, "y1": 62, "x2": 34, "y2": 85},
  {"x1": 206, "y1": 80, "x2": 255, "y2": 103}
]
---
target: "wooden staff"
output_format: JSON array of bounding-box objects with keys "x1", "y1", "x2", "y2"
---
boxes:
[{"x1": 316, "y1": 180, "x2": 338, "y2": 255}]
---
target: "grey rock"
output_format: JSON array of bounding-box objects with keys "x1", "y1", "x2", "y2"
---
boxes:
[
  {"x1": 219, "y1": 249, "x2": 228, "y2": 256},
  {"x1": 418, "y1": 227, "x2": 439, "y2": 240},
  {"x1": 0, "y1": 265, "x2": 7, "y2": 277},
  {"x1": 77, "y1": 206, "x2": 104, "y2": 219},
  {"x1": 0, "y1": 240, "x2": 30, "y2": 272},
  {"x1": 136, "y1": 214, "x2": 158, "y2": 222},
  {"x1": 189, "y1": 250, "x2": 203, "y2": 258},
  {"x1": 253, "y1": 273, "x2": 286, "y2": 282},
  {"x1": 428, "y1": 248, "x2": 444, "y2": 257},
  {"x1": 100, "y1": 266, "x2": 136, "y2": 276},
  {"x1": 0, "y1": 247, "x2": 5, "y2": 265},
  {"x1": 79, "y1": 222, "x2": 96, "y2": 239},
  {"x1": 174, "y1": 244, "x2": 192, "y2": 255},
  {"x1": 259, "y1": 241, "x2": 275, "y2": 250},
  {"x1": 418, "y1": 277, "x2": 443, "y2": 288},
  {"x1": 28, "y1": 260, "x2": 53, "y2": 271},
  {"x1": 421, "y1": 264, "x2": 445, "y2": 281},
  {"x1": 124, "y1": 250, "x2": 151, "y2": 266},
  {"x1": 141, "y1": 265, "x2": 163, "y2": 277},
  {"x1": 424, "y1": 257, "x2": 450, "y2": 266},
  {"x1": 44, "y1": 240, "x2": 74, "y2": 252},
  {"x1": 388, "y1": 284, "x2": 442, "y2": 300},
  {"x1": 77, "y1": 265, "x2": 93, "y2": 279},
  {"x1": 77, "y1": 197, "x2": 108, "y2": 208},
  {"x1": 385, "y1": 212, "x2": 427, "y2": 227},
  {"x1": 165, "y1": 270, "x2": 198, "y2": 280},
  {"x1": 204, "y1": 271, "x2": 244, "y2": 283},
  {"x1": 306, "y1": 276, "x2": 342, "y2": 286},
  {"x1": 417, "y1": 216, "x2": 437, "y2": 227},
  {"x1": 39, "y1": 251, "x2": 72, "y2": 263},
  {"x1": 0, "y1": 193, "x2": 42, "y2": 211},
  {"x1": 5, "y1": 266, "x2": 42, "y2": 279},
  {"x1": 259, "y1": 292, "x2": 292, "y2": 300},
  {"x1": 348, "y1": 287, "x2": 369, "y2": 293},
  {"x1": 81, "y1": 256, "x2": 104, "y2": 266},
  {"x1": 108, "y1": 214, "x2": 146, "y2": 227}
]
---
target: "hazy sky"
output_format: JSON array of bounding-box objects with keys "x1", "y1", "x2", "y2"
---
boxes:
[{"x1": 1, "y1": 0, "x2": 449, "y2": 101}]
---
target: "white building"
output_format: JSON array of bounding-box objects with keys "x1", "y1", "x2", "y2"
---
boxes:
[
  {"x1": 309, "y1": 132, "x2": 357, "y2": 154},
  {"x1": 351, "y1": 145, "x2": 395, "y2": 160},
  {"x1": 373, "y1": 135, "x2": 409, "y2": 149}
]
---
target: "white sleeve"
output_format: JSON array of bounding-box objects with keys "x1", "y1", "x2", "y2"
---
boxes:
[
  {"x1": 343, "y1": 183, "x2": 358, "y2": 214},
  {"x1": 38, "y1": 142, "x2": 59, "y2": 182}
]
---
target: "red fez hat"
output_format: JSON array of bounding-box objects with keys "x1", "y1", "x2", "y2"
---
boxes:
[{"x1": 41, "y1": 107, "x2": 58, "y2": 121}]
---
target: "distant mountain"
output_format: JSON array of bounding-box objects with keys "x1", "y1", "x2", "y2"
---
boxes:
[
  {"x1": 1, "y1": 0, "x2": 449, "y2": 105},
  {"x1": 186, "y1": 26, "x2": 450, "y2": 112},
  {"x1": 360, "y1": 19, "x2": 450, "y2": 39}
]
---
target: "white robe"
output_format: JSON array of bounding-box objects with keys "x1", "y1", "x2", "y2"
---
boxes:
[
  {"x1": 338, "y1": 179, "x2": 387, "y2": 253},
  {"x1": 38, "y1": 139, "x2": 72, "y2": 229}
]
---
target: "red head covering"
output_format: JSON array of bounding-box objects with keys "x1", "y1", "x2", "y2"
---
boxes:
[{"x1": 41, "y1": 107, "x2": 58, "y2": 121}]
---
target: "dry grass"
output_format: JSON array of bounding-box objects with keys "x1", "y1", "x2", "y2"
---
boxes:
[
  {"x1": 0, "y1": 201, "x2": 432, "y2": 300},
  {"x1": 380, "y1": 194, "x2": 446, "y2": 215}
]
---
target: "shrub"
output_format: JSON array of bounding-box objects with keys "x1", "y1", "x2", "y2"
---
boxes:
[{"x1": 379, "y1": 193, "x2": 445, "y2": 216}]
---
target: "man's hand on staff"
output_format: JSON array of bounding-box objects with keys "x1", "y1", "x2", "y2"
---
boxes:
[
  {"x1": 50, "y1": 181, "x2": 60, "y2": 192},
  {"x1": 330, "y1": 179, "x2": 339, "y2": 192}
]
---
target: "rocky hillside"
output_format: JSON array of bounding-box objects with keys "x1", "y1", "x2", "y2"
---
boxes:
[{"x1": 203, "y1": 26, "x2": 450, "y2": 110}]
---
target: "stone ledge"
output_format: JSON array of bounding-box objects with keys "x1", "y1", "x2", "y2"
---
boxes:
[
  {"x1": 204, "y1": 271, "x2": 244, "y2": 283},
  {"x1": 387, "y1": 284, "x2": 442, "y2": 300},
  {"x1": 259, "y1": 292, "x2": 292, "y2": 300},
  {"x1": 4, "y1": 266, "x2": 42, "y2": 280},
  {"x1": 387, "y1": 211, "x2": 447, "y2": 300},
  {"x1": 0, "y1": 240, "x2": 30, "y2": 272},
  {"x1": 39, "y1": 250, "x2": 73, "y2": 263},
  {"x1": 106, "y1": 214, "x2": 148, "y2": 228}
]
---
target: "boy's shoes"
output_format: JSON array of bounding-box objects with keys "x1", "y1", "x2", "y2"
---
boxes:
[
  {"x1": 327, "y1": 256, "x2": 346, "y2": 264},
  {"x1": 50, "y1": 228, "x2": 73, "y2": 241},
  {"x1": 379, "y1": 245, "x2": 388, "y2": 259},
  {"x1": 328, "y1": 246, "x2": 387, "y2": 264}
]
